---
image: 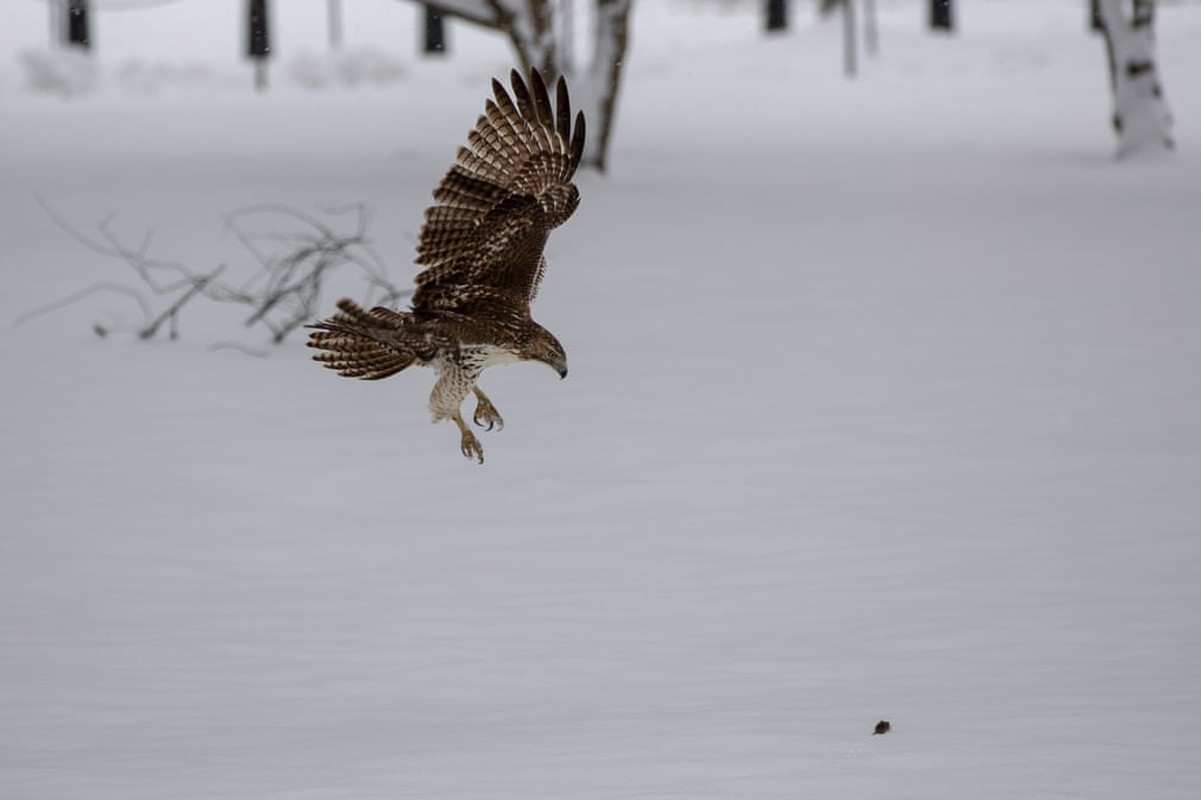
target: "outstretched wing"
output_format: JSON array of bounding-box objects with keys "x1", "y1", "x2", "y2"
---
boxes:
[{"x1": 412, "y1": 69, "x2": 585, "y2": 314}]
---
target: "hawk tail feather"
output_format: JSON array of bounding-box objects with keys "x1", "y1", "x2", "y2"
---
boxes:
[{"x1": 307, "y1": 299, "x2": 430, "y2": 381}]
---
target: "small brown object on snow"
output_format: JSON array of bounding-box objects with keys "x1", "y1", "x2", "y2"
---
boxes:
[{"x1": 873, "y1": 720, "x2": 891, "y2": 735}]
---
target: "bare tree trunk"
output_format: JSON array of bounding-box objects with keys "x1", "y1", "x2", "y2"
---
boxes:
[
  {"x1": 819, "y1": 1, "x2": 860, "y2": 75},
  {"x1": 863, "y1": 0, "x2": 878, "y2": 56},
  {"x1": 528, "y1": 0, "x2": 558, "y2": 76},
  {"x1": 584, "y1": 0, "x2": 633, "y2": 172},
  {"x1": 843, "y1": 0, "x2": 857, "y2": 77},
  {"x1": 479, "y1": 0, "x2": 556, "y2": 75},
  {"x1": 328, "y1": 0, "x2": 343, "y2": 49},
  {"x1": 49, "y1": 0, "x2": 62, "y2": 47},
  {"x1": 558, "y1": 0, "x2": 574, "y2": 72},
  {"x1": 1097, "y1": 0, "x2": 1172, "y2": 156},
  {"x1": 419, "y1": 0, "x2": 632, "y2": 171}
]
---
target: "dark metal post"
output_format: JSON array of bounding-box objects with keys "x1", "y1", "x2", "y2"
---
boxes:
[
  {"x1": 930, "y1": 0, "x2": 953, "y2": 32},
  {"x1": 66, "y1": 0, "x2": 90, "y2": 49},
  {"x1": 247, "y1": 0, "x2": 271, "y2": 91},
  {"x1": 424, "y1": 6, "x2": 446, "y2": 55},
  {"x1": 766, "y1": 0, "x2": 788, "y2": 33},
  {"x1": 1089, "y1": 0, "x2": 1104, "y2": 32}
]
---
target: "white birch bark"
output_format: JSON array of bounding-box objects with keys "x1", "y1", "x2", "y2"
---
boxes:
[
  {"x1": 842, "y1": 0, "x2": 857, "y2": 77},
  {"x1": 863, "y1": 0, "x2": 878, "y2": 57},
  {"x1": 328, "y1": 0, "x2": 343, "y2": 49},
  {"x1": 49, "y1": 0, "x2": 64, "y2": 47},
  {"x1": 557, "y1": 0, "x2": 574, "y2": 73},
  {"x1": 1097, "y1": 0, "x2": 1173, "y2": 157}
]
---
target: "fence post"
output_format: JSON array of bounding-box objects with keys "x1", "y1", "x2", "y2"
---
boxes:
[
  {"x1": 424, "y1": 6, "x2": 447, "y2": 54},
  {"x1": 930, "y1": 0, "x2": 953, "y2": 32},
  {"x1": 66, "y1": 0, "x2": 90, "y2": 49},
  {"x1": 247, "y1": 0, "x2": 271, "y2": 91}
]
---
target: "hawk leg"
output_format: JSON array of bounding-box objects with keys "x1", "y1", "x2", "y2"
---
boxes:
[
  {"x1": 452, "y1": 411, "x2": 485, "y2": 464},
  {"x1": 472, "y1": 387, "x2": 505, "y2": 432}
]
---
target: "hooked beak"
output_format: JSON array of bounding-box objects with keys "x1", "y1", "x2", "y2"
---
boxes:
[{"x1": 547, "y1": 355, "x2": 568, "y2": 380}]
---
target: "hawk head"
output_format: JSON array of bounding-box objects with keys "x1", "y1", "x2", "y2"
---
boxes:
[{"x1": 522, "y1": 323, "x2": 568, "y2": 380}]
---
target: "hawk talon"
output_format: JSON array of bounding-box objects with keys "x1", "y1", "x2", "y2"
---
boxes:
[
  {"x1": 460, "y1": 430, "x2": 485, "y2": 464},
  {"x1": 473, "y1": 397, "x2": 505, "y2": 432}
]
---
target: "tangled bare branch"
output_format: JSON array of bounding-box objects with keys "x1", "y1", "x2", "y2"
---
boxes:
[{"x1": 18, "y1": 198, "x2": 409, "y2": 345}]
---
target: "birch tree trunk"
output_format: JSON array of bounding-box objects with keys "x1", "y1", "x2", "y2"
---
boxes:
[
  {"x1": 842, "y1": 0, "x2": 857, "y2": 77},
  {"x1": 863, "y1": 0, "x2": 878, "y2": 56},
  {"x1": 1096, "y1": 0, "x2": 1173, "y2": 157},
  {"x1": 49, "y1": 0, "x2": 63, "y2": 47},
  {"x1": 558, "y1": 0, "x2": 574, "y2": 73},
  {"x1": 328, "y1": 0, "x2": 343, "y2": 49}
]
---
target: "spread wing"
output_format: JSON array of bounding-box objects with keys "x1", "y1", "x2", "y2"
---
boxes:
[{"x1": 411, "y1": 69, "x2": 585, "y2": 316}]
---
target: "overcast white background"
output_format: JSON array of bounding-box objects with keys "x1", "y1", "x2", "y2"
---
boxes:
[{"x1": 2, "y1": 2, "x2": 1199, "y2": 798}]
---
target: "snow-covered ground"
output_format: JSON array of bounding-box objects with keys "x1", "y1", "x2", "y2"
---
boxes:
[{"x1": 3, "y1": 2, "x2": 1200, "y2": 798}]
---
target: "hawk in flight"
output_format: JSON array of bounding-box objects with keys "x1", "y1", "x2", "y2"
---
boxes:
[{"x1": 307, "y1": 69, "x2": 585, "y2": 464}]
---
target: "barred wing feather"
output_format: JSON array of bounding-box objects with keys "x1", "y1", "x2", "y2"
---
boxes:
[{"x1": 413, "y1": 69, "x2": 585, "y2": 311}]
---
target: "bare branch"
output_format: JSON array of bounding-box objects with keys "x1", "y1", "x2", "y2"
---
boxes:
[
  {"x1": 138, "y1": 265, "x2": 226, "y2": 340},
  {"x1": 14, "y1": 281, "x2": 153, "y2": 327},
  {"x1": 23, "y1": 199, "x2": 410, "y2": 347},
  {"x1": 210, "y1": 341, "x2": 271, "y2": 358}
]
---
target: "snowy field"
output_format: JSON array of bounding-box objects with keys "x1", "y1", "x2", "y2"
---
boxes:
[{"x1": 3, "y1": 1, "x2": 1200, "y2": 798}]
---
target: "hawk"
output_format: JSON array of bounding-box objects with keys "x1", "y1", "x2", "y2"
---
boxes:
[{"x1": 307, "y1": 69, "x2": 585, "y2": 464}]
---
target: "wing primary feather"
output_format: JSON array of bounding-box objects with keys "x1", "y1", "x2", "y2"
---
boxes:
[
  {"x1": 509, "y1": 70, "x2": 535, "y2": 123},
  {"x1": 570, "y1": 110, "x2": 586, "y2": 168},
  {"x1": 520, "y1": 69, "x2": 556, "y2": 157},
  {"x1": 510, "y1": 70, "x2": 554, "y2": 158},
  {"x1": 529, "y1": 69, "x2": 555, "y2": 129},
  {"x1": 555, "y1": 77, "x2": 572, "y2": 144}
]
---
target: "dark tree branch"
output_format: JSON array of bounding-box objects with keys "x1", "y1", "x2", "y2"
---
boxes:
[
  {"x1": 15, "y1": 282, "x2": 152, "y2": 328},
  {"x1": 139, "y1": 265, "x2": 226, "y2": 340},
  {"x1": 20, "y1": 199, "x2": 409, "y2": 347}
]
